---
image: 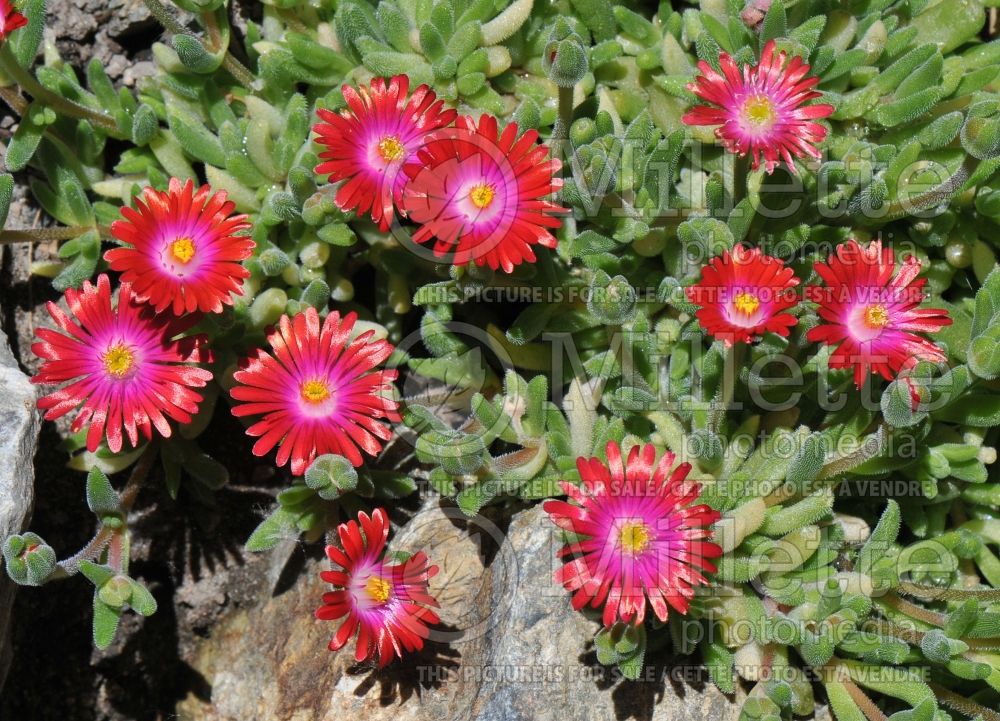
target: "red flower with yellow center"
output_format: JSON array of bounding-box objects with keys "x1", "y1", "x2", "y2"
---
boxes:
[
  {"x1": 106, "y1": 178, "x2": 254, "y2": 315},
  {"x1": 31, "y1": 274, "x2": 213, "y2": 453},
  {"x1": 314, "y1": 75, "x2": 456, "y2": 230},
  {"x1": 316, "y1": 508, "x2": 440, "y2": 666},
  {"x1": 806, "y1": 239, "x2": 952, "y2": 387}
]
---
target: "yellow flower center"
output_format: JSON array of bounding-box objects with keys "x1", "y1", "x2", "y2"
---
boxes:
[
  {"x1": 742, "y1": 95, "x2": 777, "y2": 127},
  {"x1": 170, "y1": 237, "x2": 196, "y2": 264},
  {"x1": 618, "y1": 521, "x2": 652, "y2": 554},
  {"x1": 365, "y1": 575, "x2": 391, "y2": 603},
  {"x1": 102, "y1": 344, "x2": 135, "y2": 379},
  {"x1": 733, "y1": 291, "x2": 761, "y2": 316},
  {"x1": 469, "y1": 183, "x2": 495, "y2": 209},
  {"x1": 377, "y1": 136, "x2": 405, "y2": 162},
  {"x1": 301, "y1": 380, "x2": 331, "y2": 404},
  {"x1": 864, "y1": 304, "x2": 890, "y2": 329}
]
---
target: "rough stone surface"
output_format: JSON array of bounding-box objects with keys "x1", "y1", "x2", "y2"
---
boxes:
[
  {"x1": 175, "y1": 502, "x2": 745, "y2": 721},
  {"x1": 0, "y1": 295, "x2": 39, "y2": 692}
]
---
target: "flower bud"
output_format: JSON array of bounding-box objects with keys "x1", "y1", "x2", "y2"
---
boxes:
[
  {"x1": 3, "y1": 533, "x2": 57, "y2": 586},
  {"x1": 130, "y1": 104, "x2": 159, "y2": 147},
  {"x1": 544, "y1": 20, "x2": 589, "y2": 88},
  {"x1": 305, "y1": 454, "x2": 359, "y2": 500},
  {"x1": 587, "y1": 272, "x2": 637, "y2": 325},
  {"x1": 172, "y1": 34, "x2": 222, "y2": 74},
  {"x1": 259, "y1": 247, "x2": 292, "y2": 276},
  {"x1": 98, "y1": 575, "x2": 133, "y2": 609}
]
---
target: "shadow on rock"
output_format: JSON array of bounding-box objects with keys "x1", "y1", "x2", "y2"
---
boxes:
[{"x1": 347, "y1": 622, "x2": 463, "y2": 705}]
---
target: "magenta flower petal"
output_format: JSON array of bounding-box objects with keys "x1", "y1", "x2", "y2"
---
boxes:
[
  {"x1": 682, "y1": 40, "x2": 834, "y2": 174},
  {"x1": 230, "y1": 308, "x2": 401, "y2": 475},
  {"x1": 316, "y1": 508, "x2": 440, "y2": 667},
  {"x1": 31, "y1": 274, "x2": 213, "y2": 453},
  {"x1": 544, "y1": 442, "x2": 723, "y2": 627},
  {"x1": 401, "y1": 114, "x2": 566, "y2": 273},
  {"x1": 313, "y1": 75, "x2": 457, "y2": 231},
  {"x1": 687, "y1": 245, "x2": 800, "y2": 345},
  {"x1": 805, "y1": 239, "x2": 952, "y2": 387},
  {"x1": 106, "y1": 178, "x2": 254, "y2": 315}
]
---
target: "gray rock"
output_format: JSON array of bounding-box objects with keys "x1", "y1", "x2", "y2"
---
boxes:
[
  {"x1": 0, "y1": 307, "x2": 39, "y2": 692},
  {"x1": 175, "y1": 502, "x2": 743, "y2": 721}
]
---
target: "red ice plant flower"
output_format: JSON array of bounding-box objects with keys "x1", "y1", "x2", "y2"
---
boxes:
[
  {"x1": 682, "y1": 40, "x2": 834, "y2": 174},
  {"x1": 806, "y1": 239, "x2": 952, "y2": 387},
  {"x1": 543, "y1": 442, "x2": 723, "y2": 627},
  {"x1": 106, "y1": 178, "x2": 254, "y2": 315},
  {"x1": 314, "y1": 75, "x2": 456, "y2": 230},
  {"x1": 401, "y1": 114, "x2": 565, "y2": 273},
  {"x1": 0, "y1": 0, "x2": 28, "y2": 41},
  {"x1": 31, "y1": 274, "x2": 213, "y2": 453},
  {"x1": 686, "y1": 244, "x2": 800, "y2": 345},
  {"x1": 229, "y1": 308, "x2": 400, "y2": 475},
  {"x1": 316, "y1": 507, "x2": 440, "y2": 667}
]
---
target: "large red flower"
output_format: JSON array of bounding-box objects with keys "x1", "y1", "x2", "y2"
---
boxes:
[
  {"x1": 31, "y1": 274, "x2": 213, "y2": 453},
  {"x1": 683, "y1": 40, "x2": 834, "y2": 174},
  {"x1": 400, "y1": 114, "x2": 565, "y2": 273},
  {"x1": 314, "y1": 75, "x2": 456, "y2": 230},
  {"x1": 230, "y1": 308, "x2": 400, "y2": 475},
  {"x1": 316, "y1": 508, "x2": 440, "y2": 667},
  {"x1": 686, "y1": 245, "x2": 800, "y2": 345},
  {"x1": 806, "y1": 239, "x2": 952, "y2": 387},
  {"x1": 106, "y1": 178, "x2": 254, "y2": 315},
  {"x1": 543, "y1": 442, "x2": 722, "y2": 627},
  {"x1": 0, "y1": 0, "x2": 27, "y2": 41}
]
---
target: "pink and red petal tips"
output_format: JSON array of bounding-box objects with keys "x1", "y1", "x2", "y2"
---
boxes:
[
  {"x1": 316, "y1": 508, "x2": 440, "y2": 667},
  {"x1": 401, "y1": 114, "x2": 566, "y2": 273},
  {"x1": 686, "y1": 245, "x2": 800, "y2": 345},
  {"x1": 106, "y1": 178, "x2": 254, "y2": 316},
  {"x1": 31, "y1": 274, "x2": 213, "y2": 453},
  {"x1": 314, "y1": 75, "x2": 457, "y2": 231},
  {"x1": 229, "y1": 308, "x2": 401, "y2": 476},
  {"x1": 805, "y1": 239, "x2": 952, "y2": 388},
  {"x1": 543, "y1": 442, "x2": 722, "y2": 628},
  {"x1": 683, "y1": 40, "x2": 834, "y2": 174},
  {"x1": 0, "y1": 0, "x2": 27, "y2": 41}
]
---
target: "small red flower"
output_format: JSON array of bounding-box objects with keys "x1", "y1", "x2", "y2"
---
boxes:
[
  {"x1": 686, "y1": 245, "x2": 800, "y2": 345},
  {"x1": 106, "y1": 178, "x2": 254, "y2": 315},
  {"x1": 0, "y1": 0, "x2": 28, "y2": 41},
  {"x1": 31, "y1": 274, "x2": 213, "y2": 453},
  {"x1": 683, "y1": 40, "x2": 834, "y2": 174},
  {"x1": 543, "y1": 442, "x2": 722, "y2": 627},
  {"x1": 230, "y1": 308, "x2": 400, "y2": 475},
  {"x1": 400, "y1": 114, "x2": 565, "y2": 273},
  {"x1": 806, "y1": 239, "x2": 952, "y2": 387},
  {"x1": 316, "y1": 508, "x2": 440, "y2": 667},
  {"x1": 314, "y1": 75, "x2": 456, "y2": 230}
]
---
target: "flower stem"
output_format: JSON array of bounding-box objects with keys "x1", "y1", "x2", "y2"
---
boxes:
[
  {"x1": 52, "y1": 445, "x2": 158, "y2": 579},
  {"x1": 840, "y1": 678, "x2": 888, "y2": 721},
  {"x1": 0, "y1": 45, "x2": 120, "y2": 134},
  {"x1": 898, "y1": 580, "x2": 1000, "y2": 603},
  {"x1": 733, "y1": 153, "x2": 749, "y2": 208},
  {"x1": 881, "y1": 592, "x2": 946, "y2": 627},
  {"x1": 712, "y1": 342, "x2": 744, "y2": 432},
  {"x1": 930, "y1": 682, "x2": 1000, "y2": 721},
  {"x1": 552, "y1": 85, "x2": 574, "y2": 170},
  {"x1": 0, "y1": 84, "x2": 27, "y2": 115},
  {"x1": 0, "y1": 226, "x2": 96, "y2": 244}
]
